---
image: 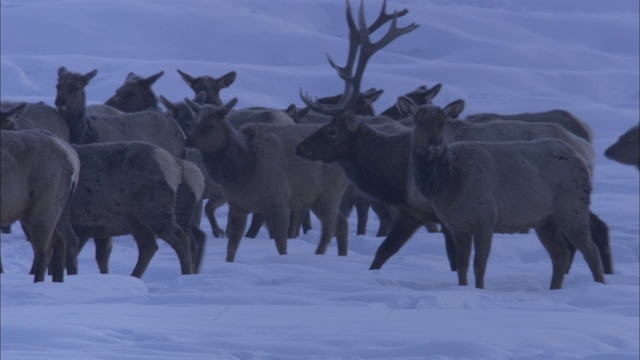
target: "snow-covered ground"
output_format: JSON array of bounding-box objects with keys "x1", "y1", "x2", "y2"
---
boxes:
[{"x1": 1, "y1": 0, "x2": 638, "y2": 359}]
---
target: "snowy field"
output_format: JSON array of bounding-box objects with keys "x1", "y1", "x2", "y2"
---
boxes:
[{"x1": 1, "y1": 0, "x2": 638, "y2": 359}]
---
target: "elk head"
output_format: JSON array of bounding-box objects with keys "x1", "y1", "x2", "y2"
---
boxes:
[{"x1": 105, "y1": 71, "x2": 164, "y2": 112}]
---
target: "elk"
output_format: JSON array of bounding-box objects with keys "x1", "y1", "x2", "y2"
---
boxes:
[
  {"x1": 185, "y1": 94, "x2": 350, "y2": 262},
  {"x1": 161, "y1": 94, "x2": 297, "y2": 239},
  {"x1": 104, "y1": 71, "x2": 165, "y2": 112},
  {"x1": 1, "y1": 129, "x2": 80, "y2": 282},
  {"x1": 604, "y1": 124, "x2": 639, "y2": 170},
  {"x1": 398, "y1": 97, "x2": 614, "y2": 273},
  {"x1": 295, "y1": 104, "x2": 612, "y2": 277},
  {"x1": 177, "y1": 69, "x2": 236, "y2": 106},
  {"x1": 1, "y1": 101, "x2": 70, "y2": 141},
  {"x1": 0, "y1": 101, "x2": 72, "y2": 234},
  {"x1": 55, "y1": 66, "x2": 186, "y2": 158},
  {"x1": 66, "y1": 141, "x2": 198, "y2": 278},
  {"x1": 409, "y1": 101, "x2": 605, "y2": 289},
  {"x1": 379, "y1": 84, "x2": 442, "y2": 120},
  {"x1": 464, "y1": 109, "x2": 593, "y2": 143}
]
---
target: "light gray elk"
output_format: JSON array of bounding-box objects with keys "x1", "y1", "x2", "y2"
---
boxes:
[
  {"x1": 397, "y1": 97, "x2": 613, "y2": 273},
  {"x1": 409, "y1": 101, "x2": 605, "y2": 289},
  {"x1": 605, "y1": 124, "x2": 639, "y2": 170},
  {"x1": 67, "y1": 141, "x2": 198, "y2": 278},
  {"x1": 1, "y1": 101, "x2": 70, "y2": 140},
  {"x1": 1, "y1": 129, "x2": 80, "y2": 282},
  {"x1": 0, "y1": 101, "x2": 71, "y2": 234},
  {"x1": 185, "y1": 97, "x2": 349, "y2": 262}
]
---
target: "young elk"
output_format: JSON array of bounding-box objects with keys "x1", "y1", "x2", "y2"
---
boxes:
[
  {"x1": 1, "y1": 129, "x2": 80, "y2": 282},
  {"x1": 410, "y1": 102, "x2": 605, "y2": 289},
  {"x1": 605, "y1": 124, "x2": 639, "y2": 170},
  {"x1": 104, "y1": 71, "x2": 165, "y2": 112}
]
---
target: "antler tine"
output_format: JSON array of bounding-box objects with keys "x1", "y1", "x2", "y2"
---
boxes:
[{"x1": 367, "y1": 0, "x2": 410, "y2": 34}]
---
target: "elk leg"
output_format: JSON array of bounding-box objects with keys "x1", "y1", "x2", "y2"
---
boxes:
[
  {"x1": 127, "y1": 217, "x2": 159, "y2": 279},
  {"x1": 472, "y1": 227, "x2": 493, "y2": 289},
  {"x1": 245, "y1": 213, "x2": 266, "y2": 239},
  {"x1": 204, "y1": 199, "x2": 225, "y2": 238},
  {"x1": 267, "y1": 205, "x2": 289, "y2": 256},
  {"x1": 452, "y1": 231, "x2": 472, "y2": 287},
  {"x1": 534, "y1": 219, "x2": 571, "y2": 290},
  {"x1": 94, "y1": 236, "x2": 113, "y2": 274},
  {"x1": 370, "y1": 214, "x2": 423, "y2": 270},
  {"x1": 226, "y1": 206, "x2": 248, "y2": 262}
]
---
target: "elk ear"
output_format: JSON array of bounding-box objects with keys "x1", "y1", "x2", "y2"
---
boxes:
[
  {"x1": 159, "y1": 95, "x2": 175, "y2": 116},
  {"x1": 58, "y1": 66, "x2": 69, "y2": 78},
  {"x1": 218, "y1": 71, "x2": 237, "y2": 89},
  {"x1": 344, "y1": 113, "x2": 360, "y2": 132},
  {"x1": 145, "y1": 71, "x2": 165, "y2": 85},
  {"x1": 362, "y1": 88, "x2": 384, "y2": 106},
  {"x1": 126, "y1": 72, "x2": 136, "y2": 80},
  {"x1": 424, "y1": 83, "x2": 442, "y2": 103},
  {"x1": 443, "y1": 99, "x2": 465, "y2": 119},
  {"x1": 222, "y1": 97, "x2": 238, "y2": 112},
  {"x1": 5, "y1": 102, "x2": 28, "y2": 118},
  {"x1": 193, "y1": 92, "x2": 206, "y2": 104},
  {"x1": 396, "y1": 96, "x2": 419, "y2": 118},
  {"x1": 83, "y1": 69, "x2": 98, "y2": 85},
  {"x1": 177, "y1": 69, "x2": 196, "y2": 87},
  {"x1": 284, "y1": 104, "x2": 298, "y2": 120},
  {"x1": 185, "y1": 97, "x2": 203, "y2": 112}
]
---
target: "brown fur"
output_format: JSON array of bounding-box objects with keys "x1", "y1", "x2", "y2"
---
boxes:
[
  {"x1": 464, "y1": 109, "x2": 593, "y2": 143},
  {"x1": 1, "y1": 129, "x2": 80, "y2": 282},
  {"x1": 55, "y1": 67, "x2": 186, "y2": 158},
  {"x1": 410, "y1": 102, "x2": 605, "y2": 289},
  {"x1": 186, "y1": 99, "x2": 349, "y2": 262},
  {"x1": 1, "y1": 101, "x2": 70, "y2": 141},
  {"x1": 68, "y1": 141, "x2": 195, "y2": 278}
]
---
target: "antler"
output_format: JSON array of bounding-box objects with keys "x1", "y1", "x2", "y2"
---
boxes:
[{"x1": 300, "y1": 0, "x2": 418, "y2": 115}]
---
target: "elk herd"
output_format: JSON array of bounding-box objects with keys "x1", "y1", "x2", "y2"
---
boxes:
[{"x1": 1, "y1": 0, "x2": 638, "y2": 290}]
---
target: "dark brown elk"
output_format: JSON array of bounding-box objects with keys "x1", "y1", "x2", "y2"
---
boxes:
[
  {"x1": 104, "y1": 71, "x2": 165, "y2": 112},
  {"x1": 178, "y1": 69, "x2": 236, "y2": 106},
  {"x1": 409, "y1": 101, "x2": 605, "y2": 289},
  {"x1": 296, "y1": 0, "x2": 418, "y2": 240},
  {"x1": 605, "y1": 124, "x2": 639, "y2": 170},
  {"x1": 1, "y1": 129, "x2": 80, "y2": 282}
]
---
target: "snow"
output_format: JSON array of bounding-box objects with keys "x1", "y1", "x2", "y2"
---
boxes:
[{"x1": 1, "y1": 0, "x2": 638, "y2": 359}]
